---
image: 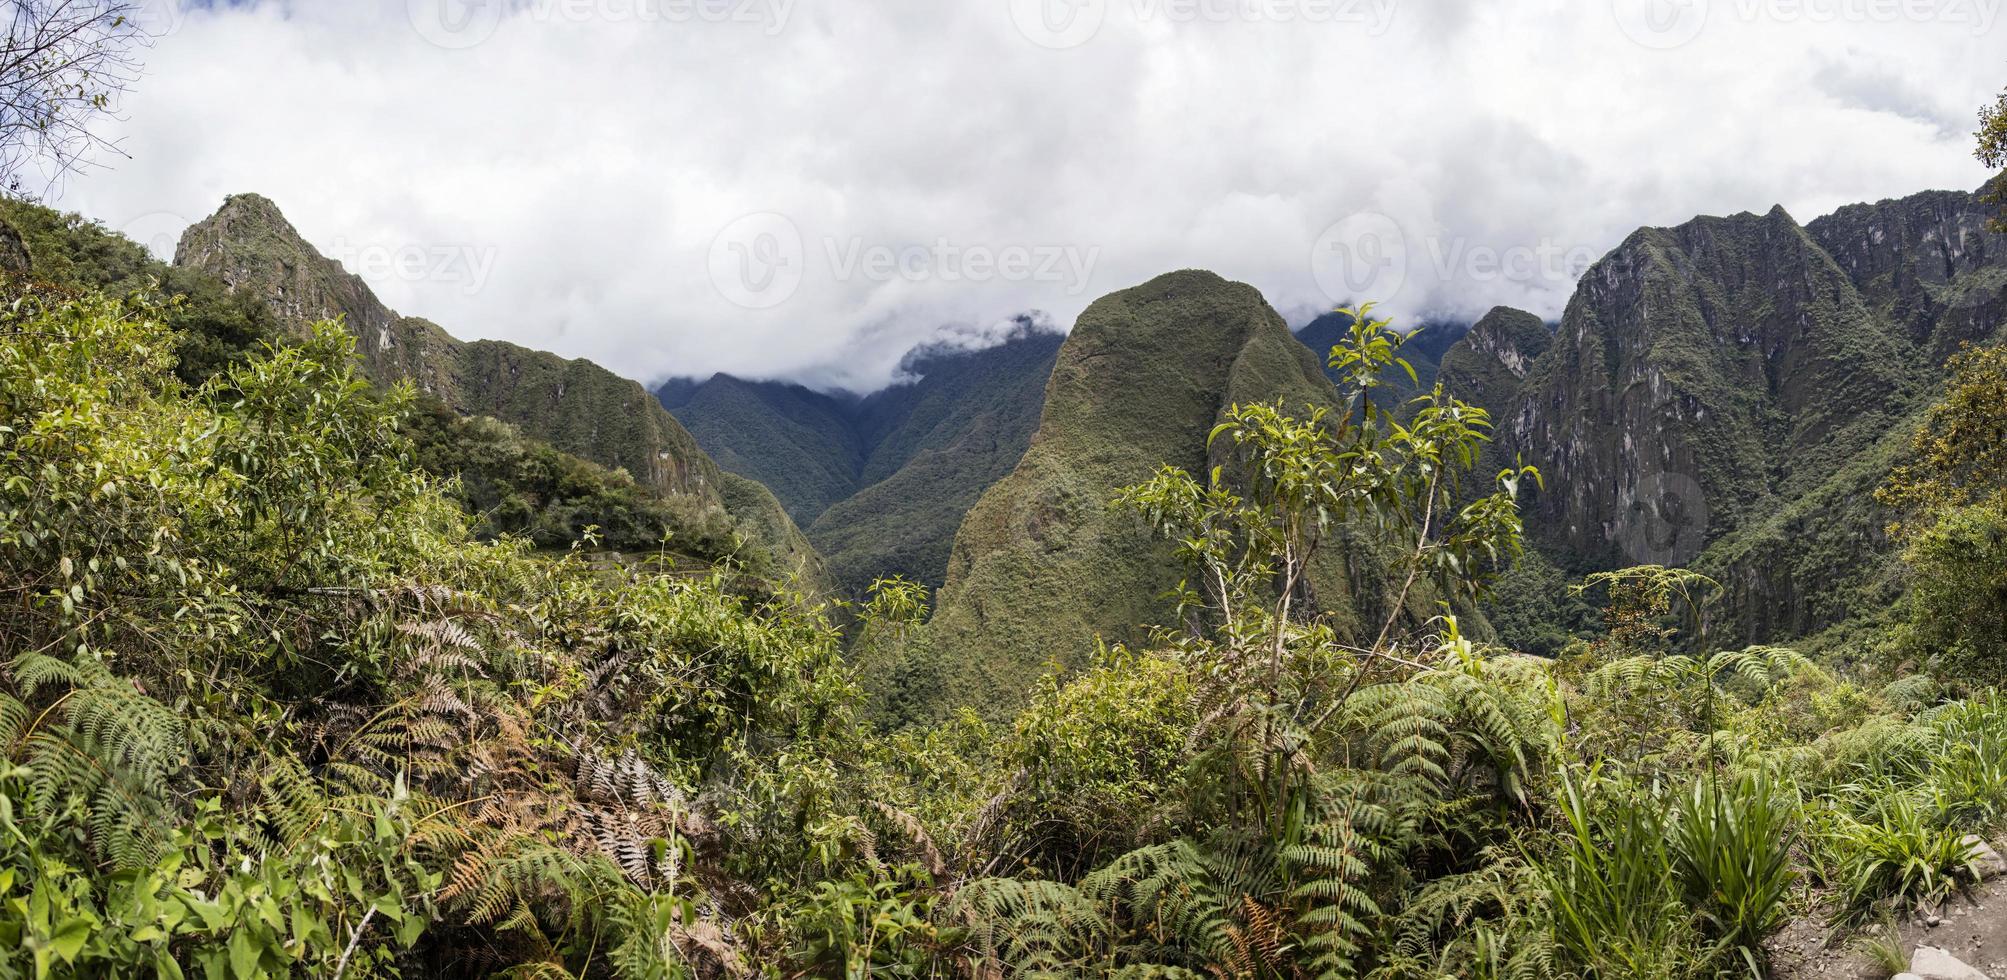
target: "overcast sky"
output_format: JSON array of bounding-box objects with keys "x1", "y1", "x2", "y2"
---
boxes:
[{"x1": 55, "y1": 0, "x2": 2007, "y2": 390}]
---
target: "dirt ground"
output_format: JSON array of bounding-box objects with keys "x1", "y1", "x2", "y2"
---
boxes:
[{"x1": 1771, "y1": 876, "x2": 2007, "y2": 979}]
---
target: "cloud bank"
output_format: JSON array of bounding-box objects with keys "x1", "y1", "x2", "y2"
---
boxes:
[{"x1": 57, "y1": 0, "x2": 2007, "y2": 390}]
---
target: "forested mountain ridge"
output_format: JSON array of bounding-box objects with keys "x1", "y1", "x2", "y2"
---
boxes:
[
  {"x1": 1429, "y1": 180, "x2": 2007, "y2": 642},
  {"x1": 641, "y1": 177, "x2": 2003, "y2": 658},
  {"x1": 888, "y1": 269, "x2": 1406, "y2": 722},
  {"x1": 171, "y1": 193, "x2": 821, "y2": 580},
  {"x1": 667, "y1": 310, "x2": 1468, "y2": 597},
  {"x1": 659, "y1": 322, "x2": 1063, "y2": 592},
  {"x1": 658, "y1": 373, "x2": 865, "y2": 524}
]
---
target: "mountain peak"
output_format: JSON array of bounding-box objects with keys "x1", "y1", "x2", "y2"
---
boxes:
[
  {"x1": 175, "y1": 193, "x2": 311, "y2": 265},
  {"x1": 169, "y1": 194, "x2": 822, "y2": 576},
  {"x1": 910, "y1": 269, "x2": 1349, "y2": 721},
  {"x1": 215, "y1": 191, "x2": 290, "y2": 221}
]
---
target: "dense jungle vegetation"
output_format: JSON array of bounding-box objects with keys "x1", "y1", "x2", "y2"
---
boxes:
[
  {"x1": 0, "y1": 8, "x2": 2004, "y2": 971},
  {"x1": 3, "y1": 252, "x2": 2007, "y2": 977}
]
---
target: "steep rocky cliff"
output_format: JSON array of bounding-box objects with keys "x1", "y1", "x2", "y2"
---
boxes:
[
  {"x1": 1505, "y1": 204, "x2": 1915, "y2": 570},
  {"x1": 1436, "y1": 306, "x2": 1550, "y2": 418},
  {"x1": 1807, "y1": 176, "x2": 2007, "y2": 358},
  {"x1": 175, "y1": 194, "x2": 820, "y2": 580},
  {"x1": 1427, "y1": 182, "x2": 2007, "y2": 641},
  {"x1": 1434, "y1": 306, "x2": 1553, "y2": 487}
]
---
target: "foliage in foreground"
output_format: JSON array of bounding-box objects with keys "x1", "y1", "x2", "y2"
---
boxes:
[
  {"x1": 4, "y1": 284, "x2": 2007, "y2": 978},
  {"x1": 1980, "y1": 84, "x2": 2006, "y2": 229}
]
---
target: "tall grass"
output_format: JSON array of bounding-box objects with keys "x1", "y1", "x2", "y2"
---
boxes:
[
  {"x1": 1543, "y1": 769, "x2": 1704, "y2": 979},
  {"x1": 1827, "y1": 788, "x2": 1980, "y2": 922},
  {"x1": 1911, "y1": 693, "x2": 2007, "y2": 830},
  {"x1": 1668, "y1": 767, "x2": 1799, "y2": 969},
  {"x1": 1542, "y1": 766, "x2": 1799, "y2": 978}
]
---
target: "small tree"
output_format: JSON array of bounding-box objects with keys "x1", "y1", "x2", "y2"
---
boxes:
[
  {"x1": 0, "y1": 0, "x2": 149, "y2": 193},
  {"x1": 1980, "y1": 84, "x2": 2007, "y2": 230},
  {"x1": 1879, "y1": 343, "x2": 2007, "y2": 680},
  {"x1": 1088, "y1": 308, "x2": 1543, "y2": 975},
  {"x1": 1117, "y1": 304, "x2": 1537, "y2": 685}
]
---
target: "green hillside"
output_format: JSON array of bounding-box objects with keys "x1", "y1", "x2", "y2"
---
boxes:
[
  {"x1": 901, "y1": 270, "x2": 1362, "y2": 722},
  {"x1": 809, "y1": 329, "x2": 1063, "y2": 593},
  {"x1": 660, "y1": 324, "x2": 1063, "y2": 592},
  {"x1": 171, "y1": 194, "x2": 821, "y2": 583},
  {"x1": 658, "y1": 374, "x2": 864, "y2": 524}
]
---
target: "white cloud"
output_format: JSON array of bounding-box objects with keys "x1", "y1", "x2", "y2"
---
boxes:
[{"x1": 55, "y1": 0, "x2": 2007, "y2": 390}]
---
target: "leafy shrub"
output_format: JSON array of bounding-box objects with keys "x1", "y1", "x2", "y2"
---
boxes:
[
  {"x1": 996, "y1": 648, "x2": 1197, "y2": 875},
  {"x1": 789, "y1": 864, "x2": 949, "y2": 977},
  {"x1": 1827, "y1": 789, "x2": 1980, "y2": 922}
]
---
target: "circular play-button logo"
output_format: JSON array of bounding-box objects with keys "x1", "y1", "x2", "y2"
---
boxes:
[
  {"x1": 1311, "y1": 211, "x2": 1409, "y2": 306},
  {"x1": 409, "y1": 0, "x2": 506, "y2": 50},
  {"x1": 1009, "y1": 0, "x2": 1106, "y2": 49},
  {"x1": 708, "y1": 212, "x2": 804, "y2": 310},
  {"x1": 1611, "y1": 0, "x2": 1709, "y2": 50}
]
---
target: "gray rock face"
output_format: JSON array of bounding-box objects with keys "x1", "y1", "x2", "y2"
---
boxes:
[
  {"x1": 1966, "y1": 836, "x2": 2007, "y2": 880},
  {"x1": 1435, "y1": 306, "x2": 1550, "y2": 484},
  {"x1": 1429, "y1": 181, "x2": 2007, "y2": 642},
  {"x1": 1437, "y1": 306, "x2": 1549, "y2": 418},
  {"x1": 1807, "y1": 177, "x2": 2007, "y2": 358},
  {"x1": 1506, "y1": 204, "x2": 1910, "y2": 569},
  {"x1": 1911, "y1": 944, "x2": 1992, "y2": 980}
]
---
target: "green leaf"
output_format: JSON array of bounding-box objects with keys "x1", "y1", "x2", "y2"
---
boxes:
[
  {"x1": 228, "y1": 927, "x2": 261, "y2": 980},
  {"x1": 154, "y1": 951, "x2": 186, "y2": 980},
  {"x1": 394, "y1": 912, "x2": 425, "y2": 948},
  {"x1": 49, "y1": 916, "x2": 91, "y2": 963},
  {"x1": 180, "y1": 895, "x2": 229, "y2": 933}
]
